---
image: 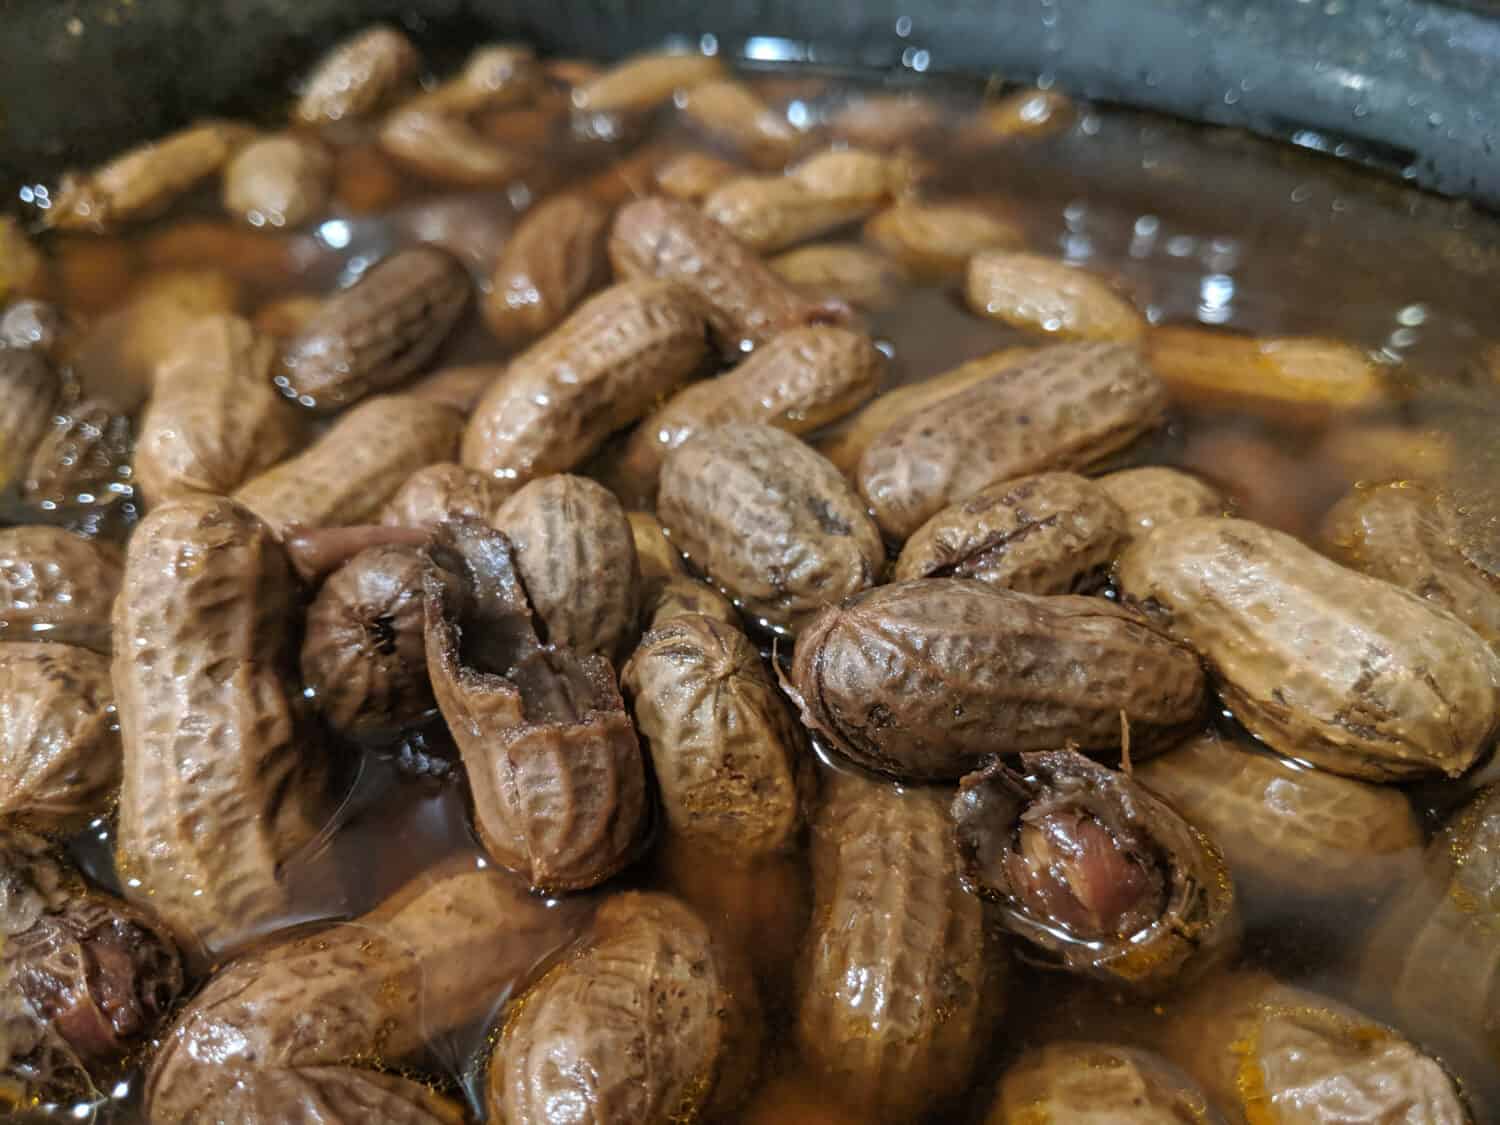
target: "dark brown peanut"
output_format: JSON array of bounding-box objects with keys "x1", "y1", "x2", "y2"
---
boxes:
[
  {"x1": 0, "y1": 643, "x2": 119, "y2": 832},
  {"x1": 114, "y1": 497, "x2": 329, "y2": 965},
  {"x1": 301, "y1": 545, "x2": 433, "y2": 736},
  {"x1": 48, "y1": 121, "x2": 254, "y2": 230},
  {"x1": 489, "y1": 892, "x2": 760, "y2": 1124},
  {"x1": 2, "y1": 831, "x2": 184, "y2": 1108},
  {"x1": 0, "y1": 527, "x2": 122, "y2": 652},
  {"x1": 965, "y1": 251, "x2": 1144, "y2": 342},
  {"x1": 649, "y1": 576, "x2": 739, "y2": 630},
  {"x1": 788, "y1": 579, "x2": 1205, "y2": 780},
  {"x1": 658, "y1": 424, "x2": 883, "y2": 634},
  {"x1": 798, "y1": 774, "x2": 998, "y2": 1123},
  {"x1": 1096, "y1": 466, "x2": 1225, "y2": 542},
  {"x1": 21, "y1": 399, "x2": 134, "y2": 516},
  {"x1": 0, "y1": 217, "x2": 44, "y2": 299},
  {"x1": 406, "y1": 362, "x2": 501, "y2": 412},
  {"x1": 482, "y1": 194, "x2": 609, "y2": 347},
  {"x1": 134, "y1": 314, "x2": 304, "y2": 505},
  {"x1": 572, "y1": 51, "x2": 726, "y2": 112},
  {"x1": 1119, "y1": 517, "x2": 1500, "y2": 780},
  {"x1": 462, "y1": 280, "x2": 708, "y2": 485},
  {"x1": 769, "y1": 241, "x2": 906, "y2": 308},
  {"x1": 494, "y1": 474, "x2": 641, "y2": 661},
  {"x1": 610, "y1": 196, "x2": 836, "y2": 353},
  {"x1": 236, "y1": 395, "x2": 464, "y2": 537},
  {"x1": 678, "y1": 80, "x2": 801, "y2": 163},
  {"x1": 380, "y1": 462, "x2": 509, "y2": 530},
  {"x1": 621, "y1": 325, "x2": 883, "y2": 491},
  {"x1": 864, "y1": 201, "x2": 1025, "y2": 276},
  {"x1": 252, "y1": 293, "x2": 322, "y2": 340},
  {"x1": 279, "y1": 246, "x2": 471, "y2": 412},
  {"x1": 294, "y1": 25, "x2": 420, "y2": 125},
  {"x1": 988, "y1": 1043, "x2": 1223, "y2": 1125},
  {"x1": 146, "y1": 862, "x2": 579, "y2": 1125},
  {"x1": 0, "y1": 348, "x2": 61, "y2": 492},
  {"x1": 1138, "y1": 731, "x2": 1421, "y2": 903},
  {"x1": 623, "y1": 614, "x2": 809, "y2": 854},
  {"x1": 857, "y1": 342, "x2": 1167, "y2": 540},
  {"x1": 222, "y1": 135, "x2": 332, "y2": 228},
  {"x1": 1322, "y1": 480, "x2": 1500, "y2": 649},
  {"x1": 893, "y1": 471, "x2": 1128, "y2": 592},
  {"x1": 424, "y1": 521, "x2": 648, "y2": 891}
]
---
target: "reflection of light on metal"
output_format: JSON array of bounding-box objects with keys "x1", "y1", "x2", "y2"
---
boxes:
[
  {"x1": 317, "y1": 219, "x2": 351, "y2": 249},
  {"x1": 743, "y1": 36, "x2": 806, "y2": 62},
  {"x1": 1197, "y1": 273, "x2": 1234, "y2": 325}
]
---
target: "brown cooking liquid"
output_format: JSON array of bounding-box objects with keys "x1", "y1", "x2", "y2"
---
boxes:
[{"x1": 10, "y1": 59, "x2": 1500, "y2": 1123}]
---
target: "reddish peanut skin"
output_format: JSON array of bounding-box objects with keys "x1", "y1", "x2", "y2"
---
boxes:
[
  {"x1": 788, "y1": 579, "x2": 1205, "y2": 780},
  {"x1": 280, "y1": 246, "x2": 471, "y2": 412},
  {"x1": 462, "y1": 280, "x2": 708, "y2": 486},
  {"x1": 609, "y1": 196, "x2": 837, "y2": 353},
  {"x1": 483, "y1": 193, "x2": 610, "y2": 346},
  {"x1": 658, "y1": 424, "x2": 883, "y2": 635},
  {"x1": 1118, "y1": 517, "x2": 1500, "y2": 781},
  {"x1": 857, "y1": 342, "x2": 1167, "y2": 541}
]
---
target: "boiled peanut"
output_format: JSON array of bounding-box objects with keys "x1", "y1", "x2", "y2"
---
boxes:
[
  {"x1": 294, "y1": 25, "x2": 420, "y2": 125},
  {"x1": 222, "y1": 135, "x2": 332, "y2": 228},
  {"x1": 610, "y1": 195, "x2": 835, "y2": 353},
  {"x1": 828, "y1": 93, "x2": 946, "y2": 148},
  {"x1": 21, "y1": 399, "x2": 135, "y2": 518},
  {"x1": 789, "y1": 579, "x2": 1205, "y2": 780},
  {"x1": 481, "y1": 193, "x2": 609, "y2": 347},
  {"x1": 965, "y1": 250, "x2": 1144, "y2": 342},
  {"x1": 770, "y1": 241, "x2": 907, "y2": 308},
  {"x1": 648, "y1": 575, "x2": 739, "y2": 630},
  {"x1": 279, "y1": 245, "x2": 471, "y2": 411},
  {"x1": 332, "y1": 141, "x2": 405, "y2": 212},
  {"x1": 252, "y1": 293, "x2": 322, "y2": 340},
  {"x1": 1118, "y1": 516, "x2": 1500, "y2": 780},
  {"x1": 858, "y1": 342, "x2": 1167, "y2": 540},
  {"x1": 236, "y1": 396, "x2": 464, "y2": 537},
  {"x1": 658, "y1": 424, "x2": 883, "y2": 634},
  {"x1": 381, "y1": 462, "x2": 509, "y2": 530},
  {"x1": 114, "y1": 496, "x2": 329, "y2": 965},
  {"x1": 864, "y1": 201, "x2": 1024, "y2": 276},
  {"x1": 378, "y1": 107, "x2": 529, "y2": 186},
  {"x1": 0, "y1": 527, "x2": 122, "y2": 652},
  {"x1": 1096, "y1": 465, "x2": 1225, "y2": 542},
  {"x1": 404, "y1": 43, "x2": 540, "y2": 115},
  {"x1": 679, "y1": 79, "x2": 801, "y2": 163},
  {"x1": 572, "y1": 51, "x2": 725, "y2": 112},
  {"x1": 49, "y1": 121, "x2": 254, "y2": 231},
  {"x1": 494, "y1": 474, "x2": 641, "y2": 661},
  {"x1": 0, "y1": 643, "x2": 119, "y2": 832},
  {"x1": 623, "y1": 614, "x2": 809, "y2": 854},
  {"x1": 655, "y1": 150, "x2": 740, "y2": 201},
  {"x1": 135, "y1": 314, "x2": 304, "y2": 505},
  {"x1": 621, "y1": 324, "x2": 883, "y2": 490},
  {"x1": 798, "y1": 773, "x2": 999, "y2": 1123},
  {"x1": 1316, "y1": 423, "x2": 1453, "y2": 484},
  {"x1": 0, "y1": 348, "x2": 61, "y2": 492},
  {"x1": 463, "y1": 279, "x2": 708, "y2": 485},
  {"x1": 406, "y1": 362, "x2": 500, "y2": 412},
  {"x1": 987, "y1": 1043, "x2": 1222, "y2": 1125},
  {"x1": 0, "y1": 217, "x2": 44, "y2": 300},
  {"x1": 970, "y1": 88, "x2": 1077, "y2": 140}
]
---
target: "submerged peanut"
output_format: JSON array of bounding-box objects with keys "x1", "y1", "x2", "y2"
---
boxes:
[
  {"x1": 222, "y1": 135, "x2": 332, "y2": 229},
  {"x1": 770, "y1": 242, "x2": 906, "y2": 308},
  {"x1": 656, "y1": 151, "x2": 740, "y2": 201},
  {"x1": 679, "y1": 80, "x2": 800, "y2": 163},
  {"x1": 294, "y1": 25, "x2": 420, "y2": 125},
  {"x1": 482, "y1": 194, "x2": 609, "y2": 347},
  {"x1": 0, "y1": 348, "x2": 61, "y2": 492},
  {"x1": 0, "y1": 217, "x2": 44, "y2": 300},
  {"x1": 970, "y1": 88, "x2": 1077, "y2": 140},
  {"x1": 988, "y1": 1043, "x2": 1222, "y2": 1125},
  {"x1": 379, "y1": 107, "x2": 530, "y2": 186},
  {"x1": 965, "y1": 251, "x2": 1144, "y2": 342},
  {"x1": 865, "y1": 201, "x2": 1025, "y2": 276},
  {"x1": 0, "y1": 528, "x2": 122, "y2": 652},
  {"x1": 381, "y1": 462, "x2": 509, "y2": 530},
  {"x1": 658, "y1": 424, "x2": 883, "y2": 634},
  {"x1": 573, "y1": 50, "x2": 726, "y2": 112},
  {"x1": 1096, "y1": 466, "x2": 1225, "y2": 542}
]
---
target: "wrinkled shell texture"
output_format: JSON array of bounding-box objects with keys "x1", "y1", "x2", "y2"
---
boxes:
[
  {"x1": 0, "y1": 528, "x2": 122, "y2": 652},
  {"x1": 623, "y1": 614, "x2": 807, "y2": 854},
  {"x1": 790, "y1": 579, "x2": 1205, "y2": 780},
  {"x1": 1097, "y1": 466, "x2": 1226, "y2": 542},
  {"x1": 295, "y1": 26, "x2": 419, "y2": 124},
  {"x1": 490, "y1": 892, "x2": 759, "y2": 1125},
  {"x1": 964, "y1": 251, "x2": 1144, "y2": 342},
  {"x1": 1118, "y1": 517, "x2": 1500, "y2": 780},
  {"x1": 797, "y1": 775, "x2": 995, "y2": 1123},
  {"x1": 380, "y1": 461, "x2": 509, "y2": 531},
  {"x1": 857, "y1": 342, "x2": 1167, "y2": 540},
  {"x1": 989, "y1": 1042, "x2": 1225, "y2": 1125},
  {"x1": 483, "y1": 193, "x2": 609, "y2": 345},
  {"x1": 113, "y1": 496, "x2": 327, "y2": 961},
  {"x1": 658, "y1": 423, "x2": 883, "y2": 634}
]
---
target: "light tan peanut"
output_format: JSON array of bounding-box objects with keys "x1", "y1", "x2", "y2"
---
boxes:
[
  {"x1": 222, "y1": 135, "x2": 332, "y2": 229},
  {"x1": 828, "y1": 93, "x2": 946, "y2": 148},
  {"x1": 236, "y1": 396, "x2": 464, "y2": 537},
  {"x1": 463, "y1": 279, "x2": 708, "y2": 485},
  {"x1": 252, "y1": 293, "x2": 323, "y2": 340},
  {"x1": 573, "y1": 51, "x2": 726, "y2": 112},
  {"x1": 0, "y1": 349, "x2": 61, "y2": 493},
  {"x1": 703, "y1": 148, "x2": 913, "y2": 253},
  {"x1": 679, "y1": 80, "x2": 800, "y2": 163},
  {"x1": 135, "y1": 315, "x2": 304, "y2": 506},
  {"x1": 403, "y1": 44, "x2": 540, "y2": 115},
  {"x1": 1096, "y1": 466, "x2": 1226, "y2": 542},
  {"x1": 1316, "y1": 423, "x2": 1453, "y2": 484},
  {"x1": 48, "y1": 121, "x2": 254, "y2": 231},
  {"x1": 770, "y1": 241, "x2": 906, "y2": 308},
  {"x1": 655, "y1": 151, "x2": 740, "y2": 201},
  {"x1": 0, "y1": 217, "x2": 44, "y2": 300},
  {"x1": 482, "y1": 193, "x2": 610, "y2": 346},
  {"x1": 1145, "y1": 326, "x2": 1388, "y2": 419},
  {"x1": 621, "y1": 324, "x2": 883, "y2": 490},
  {"x1": 858, "y1": 342, "x2": 1167, "y2": 540},
  {"x1": 1118, "y1": 516, "x2": 1500, "y2": 781},
  {"x1": 610, "y1": 196, "x2": 835, "y2": 353},
  {"x1": 379, "y1": 108, "x2": 529, "y2": 186},
  {"x1": 658, "y1": 424, "x2": 884, "y2": 634},
  {"x1": 623, "y1": 614, "x2": 809, "y2": 854},
  {"x1": 0, "y1": 643, "x2": 119, "y2": 832},
  {"x1": 818, "y1": 346, "x2": 1031, "y2": 472},
  {"x1": 965, "y1": 251, "x2": 1144, "y2": 342},
  {"x1": 381, "y1": 462, "x2": 510, "y2": 530},
  {"x1": 969, "y1": 88, "x2": 1077, "y2": 140},
  {"x1": 114, "y1": 497, "x2": 329, "y2": 966},
  {"x1": 894, "y1": 471, "x2": 1128, "y2": 592},
  {"x1": 865, "y1": 201, "x2": 1025, "y2": 276},
  {"x1": 0, "y1": 527, "x2": 122, "y2": 652},
  {"x1": 294, "y1": 25, "x2": 420, "y2": 125}
]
